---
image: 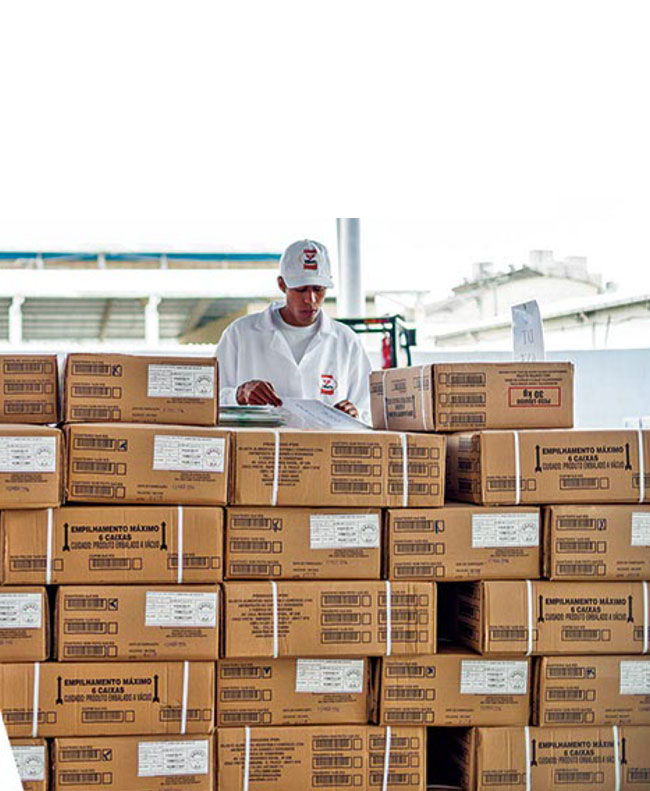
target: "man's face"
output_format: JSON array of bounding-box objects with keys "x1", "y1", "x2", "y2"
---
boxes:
[{"x1": 278, "y1": 277, "x2": 327, "y2": 326}]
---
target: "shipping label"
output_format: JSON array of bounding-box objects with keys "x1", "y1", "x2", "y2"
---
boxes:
[
  {"x1": 153, "y1": 435, "x2": 225, "y2": 472},
  {"x1": 147, "y1": 365, "x2": 215, "y2": 399},
  {"x1": 471, "y1": 512, "x2": 539, "y2": 548},
  {"x1": 619, "y1": 660, "x2": 650, "y2": 695},
  {"x1": 631, "y1": 512, "x2": 650, "y2": 546},
  {"x1": 310, "y1": 513, "x2": 380, "y2": 549},
  {"x1": 145, "y1": 591, "x2": 217, "y2": 627},
  {"x1": 295, "y1": 658, "x2": 365, "y2": 693},
  {"x1": 0, "y1": 436, "x2": 57, "y2": 473},
  {"x1": 138, "y1": 739, "x2": 210, "y2": 777},
  {"x1": 0, "y1": 592, "x2": 42, "y2": 629},
  {"x1": 460, "y1": 660, "x2": 529, "y2": 695},
  {"x1": 12, "y1": 745, "x2": 46, "y2": 781}
]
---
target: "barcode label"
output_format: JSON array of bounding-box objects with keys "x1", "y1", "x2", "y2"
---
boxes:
[
  {"x1": 220, "y1": 711, "x2": 261, "y2": 723},
  {"x1": 229, "y1": 562, "x2": 274, "y2": 576},
  {"x1": 12, "y1": 745, "x2": 46, "y2": 781},
  {"x1": 460, "y1": 660, "x2": 528, "y2": 695},
  {"x1": 145, "y1": 591, "x2": 217, "y2": 627},
  {"x1": 546, "y1": 712, "x2": 586, "y2": 723},
  {"x1": 64, "y1": 645, "x2": 109, "y2": 656},
  {"x1": 620, "y1": 660, "x2": 650, "y2": 695},
  {"x1": 547, "y1": 665, "x2": 585, "y2": 678},
  {"x1": 295, "y1": 659, "x2": 364, "y2": 694},
  {"x1": 59, "y1": 770, "x2": 102, "y2": 784},
  {"x1": 471, "y1": 512, "x2": 539, "y2": 548},
  {"x1": 71, "y1": 384, "x2": 114, "y2": 397},
  {"x1": 482, "y1": 771, "x2": 520, "y2": 784},
  {"x1": 147, "y1": 365, "x2": 215, "y2": 399},
  {"x1": 313, "y1": 773, "x2": 353, "y2": 786},
  {"x1": 60, "y1": 748, "x2": 101, "y2": 761},
  {"x1": 562, "y1": 627, "x2": 601, "y2": 640},
  {"x1": 0, "y1": 592, "x2": 42, "y2": 629},
  {"x1": 310, "y1": 513, "x2": 380, "y2": 549},
  {"x1": 556, "y1": 562, "x2": 598, "y2": 575},
  {"x1": 138, "y1": 739, "x2": 209, "y2": 777},
  {"x1": 631, "y1": 512, "x2": 650, "y2": 546},
  {"x1": 72, "y1": 362, "x2": 114, "y2": 375},
  {"x1": 153, "y1": 435, "x2": 225, "y2": 472},
  {"x1": 560, "y1": 477, "x2": 599, "y2": 489},
  {"x1": 0, "y1": 436, "x2": 57, "y2": 472},
  {"x1": 448, "y1": 413, "x2": 486, "y2": 426},
  {"x1": 557, "y1": 539, "x2": 597, "y2": 551},
  {"x1": 332, "y1": 481, "x2": 371, "y2": 493}
]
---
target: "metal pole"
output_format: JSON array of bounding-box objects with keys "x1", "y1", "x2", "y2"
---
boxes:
[
  {"x1": 145, "y1": 296, "x2": 161, "y2": 347},
  {"x1": 9, "y1": 296, "x2": 24, "y2": 346},
  {"x1": 336, "y1": 218, "x2": 364, "y2": 318}
]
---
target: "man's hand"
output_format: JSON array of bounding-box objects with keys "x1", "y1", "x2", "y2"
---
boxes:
[
  {"x1": 237, "y1": 380, "x2": 283, "y2": 406},
  {"x1": 334, "y1": 400, "x2": 359, "y2": 418}
]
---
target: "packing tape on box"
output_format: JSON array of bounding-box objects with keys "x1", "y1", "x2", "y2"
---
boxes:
[
  {"x1": 399, "y1": 434, "x2": 409, "y2": 507},
  {"x1": 638, "y1": 428, "x2": 646, "y2": 503},
  {"x1": 513, "y1": 430, "x2": 521, "y2": 505},
  {"x1": 177, "y1": 506, "x2": 184, "y2": 584},
  {"x1": 271, "y1": 580, "x2": 279, "y2": 658},
  {"x1": 243, "y1": 725, "x2": 251, "y2": 791},
  {"x1": 382, "y1": 371, "x2": 389, "y2": 429},
  {"x1": 525, "y1": 579, "x2": 534, "y2": 656},
  {"x1": 385, "y1": 580, "x2": 392, "y2": 657},
  {"x1": 271, "y1": 430, "x2": 280, "y2": 506},
  {"x1": 45, "y1": 508, "x2": 53, "y2": 586},
  {"x1": 612, "y1": 724, "x2": 621, "y2": 791},
  {"x1": 643, "y1": 581, "x2": 649, "y2": 655},
  {"x1": 382, "y1": 725, "x2": 392, "y2": 791},
  {"x1": 32, "y1": 661, "x2": 40, "y2": 738},
  {"x1": 419, "y1": 366, "x2": 429, "y2": 431},
  {"x1": 180, "y1": 660, "x2": 189, "y2": 735},
  {"x1": 524, "y1": 725, "x2": 531, "y2": 791}
]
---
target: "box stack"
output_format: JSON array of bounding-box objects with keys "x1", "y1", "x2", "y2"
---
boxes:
[{"x1": 372, "y1": 361, "x2": 650, "y2": 790}]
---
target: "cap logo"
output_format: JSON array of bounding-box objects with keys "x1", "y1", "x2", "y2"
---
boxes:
[{"x1": 302, "y1": 247, "x2": 318, "y2": 270}]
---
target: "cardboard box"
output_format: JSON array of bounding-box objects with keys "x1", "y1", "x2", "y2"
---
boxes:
[
  {"x1": 386, "y1": 504, "x2": 541, "y2": 581},
  {"x1": 53, "y1": 734, "x2": 215, "y2": 791},
  {"x1": 534, "y1": 655, "x2": 650, "y2": 726},
  {"x1": 0, "y1": 661, "x2": 214, "y2": 736},
  {"x1": 446, "y1": 428, "x2": 650, "y2": 505},
  {"x1": 217, "y1": 657, "x2": 375, "y2": 726},
  {"x1": 65, "y1": 423, "x2": 229, "y2": 505},
  {"x1": 223, "y1": 581, "x2": 436, "y2": 658},
  {"x1": 544, "y1": 504, "x2": 650, "y2": 580},
  {"x1": 217, "y1": 725, "x2": 426, "y2": 791},
  {"x1": 0, "y1": 355, "x2": 58, "y2": 424},
  {"x1": 453, "y1": 580, "x2": 650, "y2": 655},
  {"x1": 0, "y1": 587, "x2": 49, "y2": 661},
  {"x1": 370, "y1": 362, "x2": 574, "y2": 432},
  {"x1": 460, "y1": 725, "x2": 649, "y2": 791},
  {"x1": 10, "y1": 739, "x2": 48, "y2": 791},
  {"x1": 63, "y1": 353, "x2": 219, "y2": 425},
  {"x1": 1, "y1": 505, "x2": 223, "y2": 585},
  {"x1": 0, "y1": 424, "x2": 63, "y2": 508},
  {"x1": 225, "y1": 507, "x2": 382, "y2": 579},
  {"x1": 380, "y1": 651, "x2": 531, "y2": 726},
  {"x1": 55, "y1": 585, "x2": 220, "y2": 661},
  {"x1": 231, "y1": 429, "x2": 445, "y2": 507}
]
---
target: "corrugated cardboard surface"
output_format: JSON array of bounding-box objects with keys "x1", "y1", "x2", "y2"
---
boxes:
[
  {"x1": 0, "y1": 587, "x2": 49, "y2": 661},
  {"x1": 63, "y1": 353, "x2": 218, "y2": 425},
  {"x1": 0, "y1": 661, "x2": 214, "y2": 736},
  {"x1": 10, "y1": 738, "x2": 48, "y2": 791},
  {"x1": 52, "y1": 734, "x2": 215, "y2": 791},
  {"x1": 454, "y1": 580, "x2": 650, "y2": 655},
  {"x1": 387, "y1": 504, "x2": 541, "y2": 581},
  {"x1": 1, "y1": 505, "x2": 223, "y2": 584},
  {"x1": 55, "y1": 585, "x2": 220, "y2": 661},
  {"x1": 371, "y1": 362, "x2": 574, "y2": 432},
  {"x1": 224, "y1": 580, "x2": 436, "y2": 658},
  {"x1": 0, "y1": 355, "x2": 58, "y2": 424},
  {"x1": 543, "y1": 504, "x2": 650, "y2": 580},
  {"x1": 0, "y1": 424, "x2": 63, "y2": 508},
  {"x1": 231, "y1": 429, "x2": 445, "y2": 507},
  {"x1": 470, "y1": 725, "x2": 650, "y2": 791},
  {"x1": 225, "y1": 507, "x2": 382, "y2": 579},
  {"x1": 217, "y1": 725, "x2": 426, "y2": 791},
  {"x1": 65, "y1": 423, "x2": 229, "y2": 505},
  {"x1": 380, "y1": 652, "x2": 531, "y2": 726},
  {"x1": 446, "y1": 429, "x2": 650, "y2": 504},
  {"x1": 534, "y1": 655, "x2": 650, "y2": 726},
  {"x1": 217, "y1": 657, "x2": 374, "y2": 726}
]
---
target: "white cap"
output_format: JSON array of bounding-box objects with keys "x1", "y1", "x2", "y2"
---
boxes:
[{"x1": 279, "y1": 239, "x2": 334, "y2": 289}]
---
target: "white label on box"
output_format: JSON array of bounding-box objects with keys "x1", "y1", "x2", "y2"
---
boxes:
[
  {"x1": 138, "y1": 740, "x2": 209, "y2": 777},
  {"x1": 631, "y1": 513, "x2": 650, "y2": 546},
  {"x1": 12, "y1": 745, "x2": 46, "y2": 781},
  {"x1": 309, "y1": 514, "x2": 380, "y2": 549},
  {"x1": 0, "y1": 436, "x2": 57, "y2": 473},
  {"x1": 471, "y1": 512, "x2": 539, "y2": 548},
  {"x1": 147, "y1": 365, "x2": 215, "y2": 399},
  {"x1": 295, "y1": 659, "x2": 365, "y2": 694},
  {"x1": 620, "y1": 660, "x2": 650, "y2": 695},
  {"x1": 0, "y1": 592, "x2": 42, "y2": 629},
  {"x1": 460, "y1": 660, "x2": 529, "y2": 695},
  {"x1": 153, "y1": 435, "x2": 225, "y2": 472},
  {"x1": 145, "y1": 591, "x2": 217, "y2": 628}
]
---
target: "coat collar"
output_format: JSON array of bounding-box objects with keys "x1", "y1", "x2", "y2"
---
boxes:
[{"x1": 252, "y1": 301, "x2": 335, "y2": 336}]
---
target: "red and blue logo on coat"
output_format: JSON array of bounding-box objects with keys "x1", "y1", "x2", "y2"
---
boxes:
[{"x1": 320, "y1": 374, "x2": 336, "y2": 395}]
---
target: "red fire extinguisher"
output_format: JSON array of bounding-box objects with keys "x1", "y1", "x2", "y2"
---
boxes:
[{"x1": 381, "y1": 333, "x2": 392, "y2": 369}]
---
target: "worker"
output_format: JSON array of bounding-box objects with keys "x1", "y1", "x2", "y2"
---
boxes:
[{"x1": 216, "y1": 239, "x2": 372, "y2": 421}]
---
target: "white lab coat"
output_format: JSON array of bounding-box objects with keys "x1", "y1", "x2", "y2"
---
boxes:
[{"x1": 216, "y1": 303, "x2": 372, "y2": 422}]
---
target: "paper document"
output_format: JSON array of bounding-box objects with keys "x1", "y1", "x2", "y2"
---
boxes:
[
  {"x1": 279, "y1": 399, "x2": 371, "y2": 431},
  {"x1": 511, "y1": 300, "x2": 545, "y2": 361}
]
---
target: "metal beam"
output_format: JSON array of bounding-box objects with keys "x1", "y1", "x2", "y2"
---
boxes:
[
  {"x1": 336, "y1": 218, "x2": 364, "y2": 318},
  {"x1": 98, "y1": 299, "x2": 113, "y2": 341},
  {"x1": 145, "y1": 296, "x2": 161, "y2": 346},
  {"x1": 9, "y1": 296, "x2": 24, "y2": 345}
]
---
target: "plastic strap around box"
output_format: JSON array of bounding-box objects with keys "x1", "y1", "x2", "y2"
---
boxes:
[
  {"x1": 525, "y1": 579, "x2": 534, "y2": 657},
  {"x1": 524, "y1": 725, "x2": 531, "y2": 791},
  {"x1": 177, "y1": 506, "x2": 184, "y2": 584},
  {"x1": 400, "y1": 433, "x2": 409, "y2": 507},
  {"x1": 271, "y1": 581, "x2": 279, "y2": 659},
  {"x1": 31, "y1": 662, "x2": 40, "y2": 738},
  {"x1": 381, "y1": 725, "x2": 392, "y2": 791},
  {"x1": 420, "y1": 366, "x2": 428, "y2": 432},
  {"x1": 45, "y1": 508, "x2": 53, "y2": 586},
  {"x1": 643, "y1": 581, "x2": 649, "y2": 655},
  {"x1": 638, "y1": 428, "x2": 646, "y2": 504},
  {"x1": 180, "y1": 660, "x2": 189, "y2": 735},
  {"x1": 385, "y1": 580, "x2": 392, "y2": 657},
  {"x1": 382, "y1": 371, "x2": 389, "y2": 429},
  {"x1": 612, "y1": 724, "x2": 621, "y2": 791},
  {"x1": 513, "y1": 430, "x2": 521, "y2": 505},
  {"x1": 271, "y1": 430, "x2": 280, "y2": 507},
  {"x1": 243, "y1": 725, "x2": 251, "y2": 791}
]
